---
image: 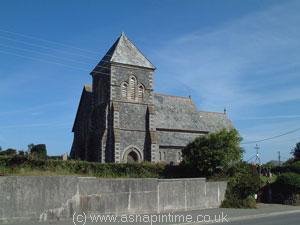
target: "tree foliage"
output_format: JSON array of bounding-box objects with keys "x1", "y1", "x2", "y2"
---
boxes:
[
  {"x1": 0, "y1": 148, "x2": 17, "y2": 156},
  {"x1": 221, "y1": 162, "x2": 260, "y2": 208},
  {"x1": 181, "y1": 129, "x2": 243, "y2": 177},
  {"x1": 27, "y1": 143, "x2": 35, "y2": 152},
  {"x1": 293, "y1": 142, "x2": 300, "y2": 160},
  {"x1": 276, "y1": 172, "x2": 300, "y2": 193},
  {"x1": 30, "y1": 144, "x2": 47, "y2": 160}
]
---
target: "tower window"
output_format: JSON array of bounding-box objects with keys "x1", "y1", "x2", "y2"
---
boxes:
[
  {"x1": 129, "y1": 76, "x2": 136, "y2": 100},
  {"x1": 121, "y1": 82, "x2": 128, "y2": 99},
  {"x1": 121, "y1": 75, "x2": 145, "y2": 102},
  {"x1": 138, "y1": 84, "x2": 144, "y2": 101}
]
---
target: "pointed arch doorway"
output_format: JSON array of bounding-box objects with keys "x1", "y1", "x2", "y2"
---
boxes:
[{"x1": 122, "y1": 146, "x2": 142, "y2": 163}]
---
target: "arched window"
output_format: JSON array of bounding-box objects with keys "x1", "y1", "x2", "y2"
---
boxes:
[
  {"x1": 138, "y1": 84, "x2": 144, "y2": 102},
  {"x1": 129, "y1": 76, "x2": 136, "y2": 100},
  {"x1": 163, "y1": 152, "x2": 166, "y2": 161},
  {"x1": 121, "y1": 82, "x2": 128, "y2": 99},
  {"x1": 159, "y1": 151, "x2": 162, "y2": 161}
]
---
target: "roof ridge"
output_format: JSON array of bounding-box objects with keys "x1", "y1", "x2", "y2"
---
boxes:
[
  {"x1": 154, "y1": 92, "x2": 192, "y2": 100},
  {"x1": 198, "y1": 110, "x2": 226, "y2": 115},
  {"x1": 92, "y1": 33, "x2": 155, "y2": 74},
  {"x1": 118, "y1": 33, "x2": 156, "y2": 69}
]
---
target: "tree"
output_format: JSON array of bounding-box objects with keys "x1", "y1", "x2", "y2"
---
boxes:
[
  {"x1": 292, "y1": 142, "x2": 300, "y2": 160},
  {"x1": 0, "y1": 148, "x2": 17, "y2": 156},
  {"x1": 181, "y1": 129, "x2": 243, "y2": 177},
  {"x1": 27, "y1": 143, "x2": 35, "y2": 153},
  {"x1": 30, "y1": 144, "x2": 47, "y2": 160}
]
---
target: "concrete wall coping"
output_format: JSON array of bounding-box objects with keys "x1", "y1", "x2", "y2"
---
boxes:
[
  {"x1": 0, "y1": 176, "x2": 208, "y2": 181},
  {"x1": 158, "y1": 178, "x2": 206, "y2": 182}
]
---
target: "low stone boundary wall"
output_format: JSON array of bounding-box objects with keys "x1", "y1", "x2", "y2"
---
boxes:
[{"x1": 0, "y1": 176, "x2": 227, "y2": 222}]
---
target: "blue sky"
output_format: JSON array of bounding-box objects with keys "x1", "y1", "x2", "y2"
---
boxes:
[{"x1": 0, "y1": 0, "x2": 299, "y2": 163}]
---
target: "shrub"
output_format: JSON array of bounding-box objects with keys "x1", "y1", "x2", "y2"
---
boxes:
[
  {"x1": 276, "y1": 172, "x2": 300, "y2": 193},
  {"x1": 269, "y1": 172, "x2": 300, "y2": 205},
  {"x1": 181, "y1": 129, "x2": 243, "y2": 177},
  {"x1": 221, "y1": 195, "x2": 256, "y2": 209},
  {"x1": 0, "y1": 155, "x2": 166, "y2": 178},
  {"x1": 0, "y1": 148, "x2": 17, "y2": 156},
  {"x1": 272, "y1": 160, "x2": 300, "y2": 174},
  {"x1": 221, "y1": 163, "x2": 260, "y2": 208},
  {"x1": 289, "y1": 161, "x2": 300, "y2": 174}
]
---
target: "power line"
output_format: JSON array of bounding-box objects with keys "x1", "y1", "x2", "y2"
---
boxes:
[
  {"x1": 0, "y1": 28, "x2": 100, "y2": 55},
  {"x1": 0, "y1": 35, "x2": 154, "y2": 72},
  {"x1": 245, "y1": 154, "x2": 257, "y2": 162},
  {"x1": 0, "y1": 44, "x2": 157, "y2": 79},
  {"x1": 0, "y1": 49, "x2": 151, "y2": 77},
  {"x1": 0, "y1": 43, "x2": 88, "y2": 66},
  {"x1": 242, "y1": 127, "x2": 300, "y2": 145},
  {"x1": 0, "y1": 31, "x2": 158, "y2": 74},
  {"x1": 0, "y1": 28, "x2": 158, "y2": 73},
  {"x1": 0, "y1": 35, "x2": 95, "y2": 60},
  {"x1": 0, "y1": 49, "x2": 88, "y2": 72}
]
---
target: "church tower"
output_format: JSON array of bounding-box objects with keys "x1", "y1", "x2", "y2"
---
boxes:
[{"x1": 90, "y1": 33, "x2": 157, "y2": 163}]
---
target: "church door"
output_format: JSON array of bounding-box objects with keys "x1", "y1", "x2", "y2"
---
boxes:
[
  {"x1": 127, "y1": 151, "x2": 139, "y2": 163},
  {"x1": 123, "y1": 146, "x2": 142, "y2": 163}
]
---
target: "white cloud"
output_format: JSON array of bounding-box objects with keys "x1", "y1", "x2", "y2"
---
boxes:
[
  {"x1": 150, "y1": 1, "x2": 300, "y2": 162},
  {"x1": 152, "y1": 1, "x2": 300, "y2": 115}
]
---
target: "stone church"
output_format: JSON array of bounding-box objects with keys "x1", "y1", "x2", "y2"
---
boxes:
[{"x1": 70, "y1": 33, "x2": 232, "y2": 164}]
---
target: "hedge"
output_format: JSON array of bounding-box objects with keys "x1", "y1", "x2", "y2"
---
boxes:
[{"x1": 0, "y1": 155, "x2": 165, "y2": 178}]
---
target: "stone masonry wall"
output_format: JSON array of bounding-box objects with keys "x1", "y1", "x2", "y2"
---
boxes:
[{"x1": 0, "y1": 176, "x2": 227, "y2": 223}]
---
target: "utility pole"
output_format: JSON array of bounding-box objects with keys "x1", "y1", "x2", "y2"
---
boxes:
[
  {"x1": 254, "y1": 144, "x2": 263, "y2": 190},
  {"x1": 255, "y1": 144, "x2": 261, "y2": 176},
  {"x1": 278, "y1": 151, "x2": 281, "y2": 166}
]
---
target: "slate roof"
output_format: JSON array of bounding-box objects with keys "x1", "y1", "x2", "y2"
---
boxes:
[
  {"x1": 91, "y1": 33, "x2": 155, "y2": 74},
  {"x1": 197, "y1": 111, "x2": 233, "y2": 133},
  {"x1": 153, "y1": 93, "x2": 232, "y2": 133}
]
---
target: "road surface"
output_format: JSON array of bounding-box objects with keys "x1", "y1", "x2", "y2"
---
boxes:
[
  {"x1": 4, "y1": 204, "x2": 300, "y2": 225},
  {"x1": 228, "y1": 212, "x2": 300, "y2": 225}
]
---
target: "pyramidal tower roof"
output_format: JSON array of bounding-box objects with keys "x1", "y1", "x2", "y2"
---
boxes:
[{"x1": 91, "y1": 32, "x2": 155, "y2": 74}]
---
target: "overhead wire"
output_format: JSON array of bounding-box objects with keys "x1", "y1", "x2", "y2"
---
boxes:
[
  {"x1": 0, "y1": 28, "x2": 100, "y2": 55},
  {"x1": 2, "y1": 28, "x2": 300, "y2": 150},
  {"x1": 0, "y1": 30, "x2": 159, "y2": 79},
  {"x1": 0, "y1": 35, "x2": 155, "y2": 73},
  {"x1": 0, "y1": 28, "x2": 157, "y2": 72},
  {"x1": 0, "y1": 46, "x2": 157, "y2": 79},
  {"x1": 241, "y1": 127, "x2": 300, "y2": 145},
  {"x1": 0, "y1": 35, "x2": 95, "y2": 60},
  {"x1": 0, "y1": 42, "x2": 89, "y2": 66}
]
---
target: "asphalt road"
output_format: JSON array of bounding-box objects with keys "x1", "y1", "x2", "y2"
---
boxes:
[
  {"x1": 228, "y1": 212, "x2": 300, "y2": 225},
  {"x1": 4, "y1": 204, "x2": 300, "y2": 225},
  {"x1": 5, "y1": 213, "x2": 300, "y2": 225}
]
